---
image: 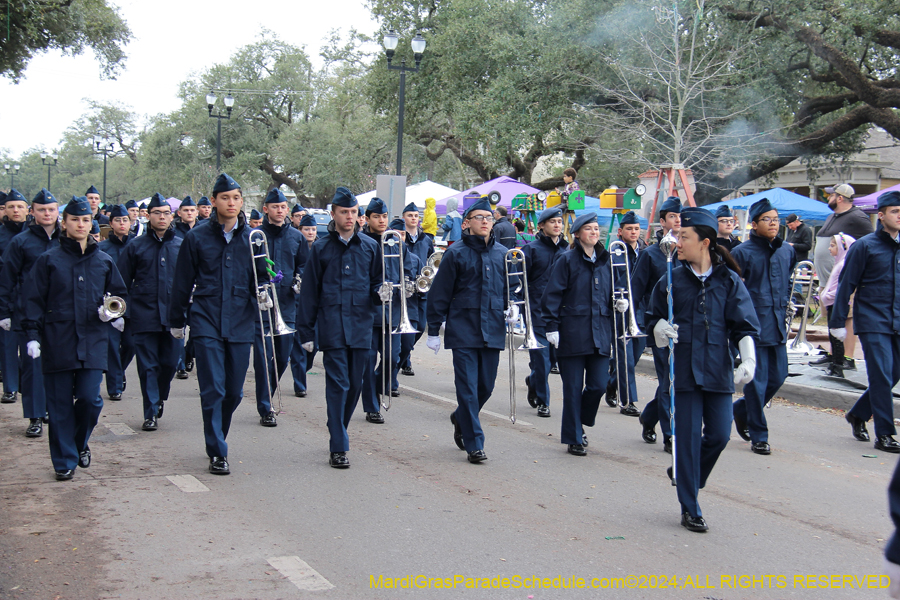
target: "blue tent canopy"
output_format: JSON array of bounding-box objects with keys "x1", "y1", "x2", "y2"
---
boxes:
[{"x1": 703, "y1": 188, "x2": 831, "y2": 225}]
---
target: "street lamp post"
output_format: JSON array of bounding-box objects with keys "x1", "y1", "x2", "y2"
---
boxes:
[
  {"x1": 40, "y1": 152, "x2": 58, "y2": 190},
  {"x1": 383, "y1": 30, "x2": 426, "y2": 177},
  {"x1": 3, "y1": 163, "x2": 20, "y2": 188},
  {"x1": 206, "y1": 92, "x2": 235, "y2": 171},
  {"x1": 93, "y1": 137, "x2": 116, "y2": 204}
]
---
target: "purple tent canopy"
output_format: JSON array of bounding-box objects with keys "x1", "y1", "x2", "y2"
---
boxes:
[
  {"x1": 855, "y1": 183, "x2": 900, "y2": 213},
  {"x1": 166, "y1": 197, "x2": 181, "y2": 212},
  {"x1": 436, "y1": 176, "x2": 540, "y2": 215}
]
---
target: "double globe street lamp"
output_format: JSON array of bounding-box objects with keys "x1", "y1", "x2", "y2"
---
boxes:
[
  {"x1": 4, "y1": 163, "x2": 20, "y2": 188},
  {"x1": 206, "y1": 92, "x2": 235, "y2": 171},
  {"x1": 383, "y1": 30, "x2": 426, "y2": 177},
  {"x1": 40, "y1": 152, "x2": 58, "y2": 190},
  {"x1": 93, "y1": 137, "x2": 116, "y2": 204}
]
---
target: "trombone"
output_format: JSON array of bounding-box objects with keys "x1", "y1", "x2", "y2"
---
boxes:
[
  {"x1": 249, "y1": 230, "x2": 295, "y2": 416},
  {"x1": 377, "y1": 230, "x2": 419, "y2": 412},
  {"x1": 608, "y1": 241, "x2": 646, "y2": 409},
  {"x1": 505, "y1": 248, "x2": 544, "y2": 424},
  {"x1": 786, "y1": 260, "x2": 816, "y2": 355},
  {"x1": 414, "y1": 249, "x2": 444, "y2": 293}
]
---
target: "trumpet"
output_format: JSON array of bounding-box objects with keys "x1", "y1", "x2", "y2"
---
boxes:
[
  {"x1": 250, "y1": 230, "x2": 295, "y2": 416},
  {"x1": 100, "y1": 293, "x2": 127, "y2": 320},
  {"x1": 505, "y1": 248, "x2": 544, "y2": 424},
  {"x1": 414, "y1": 250, "x2": 443, "y2": 293},
  {"x1": 378, "y1": 230, "x2": 419, "y2": 412},
  {"x1": 786, "y1": 260, "x2": 816, "y2": 355},
  {"x1": 608, "y1": 241, "x2": 646, "y2": 409}
]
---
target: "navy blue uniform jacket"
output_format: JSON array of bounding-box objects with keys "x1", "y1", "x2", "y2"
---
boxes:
[
  {"x1": 296, "y1": 222, "x2": 381, "y2": 351},
  {"x1": 541, "y1": 243, "x2": 614, "y2": 357},
  {"x1": 254, "y1": 218, "x2": 306, "y2": 327},
  {"x1": 167, "y1": 211, "x2": 257, "y2": 343},
  {"x1": 0, "y1": 220, "x2": 26, "y2": 316},
  {"x1": 0, "y1": 223, "x2": 60, "y2": 329},
  {"x1": 118, "y1": 227, "x2": 183, "y2": 333},
  {"x1": 426, "y1": 231, "x2": 508, "y2": 350},
  {"x1": 362, "y1": 228, "x2": 423, "y2": 328},
  {"x1": 22, "y1": 236, "x2": 127, "y2": 373},
  {"x1": 730, "y1": 232, "x2": 796, "y2": 346},
  {"x1": 521, "y1": 232, "x2": 567, "y2": 330},
  {"x1": 98, "y1": 233, "x2": 133, "y2": 264},
  {"x1": 829, "y1": 230, "x2": 900, "y2": 334},
  {"x1": 647, "y1": 263, "x2": 760, "y2": 393}
]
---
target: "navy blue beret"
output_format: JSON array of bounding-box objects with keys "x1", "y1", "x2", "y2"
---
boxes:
[
  {"x1": 265, "y1": 188, "x2": 288, "y2": 204},
  {"x1": 86, "y1": 185, "x2": 100, "y2": 196},
  {"x1": 33, "y1": 189, "x2": 57, "y2": 205},
  {"x1": 109, "y1": 204, "x2": 129, "y2": 219},
  {"x1": 538, "y1": 206, "x2": 563, "y2": 224},
  {"x1": 125, "y1": 199, "x2": 138, "y2": 209},
  {"x1": 389, "y1": 217, "x2": 405, "y2": 230},
  {"x1": 147, "y1": 192, "x2": 168, "y2": 210},
  {"x1": 571, "y1": 212, "x2": 598, "y2": 234},
  {"x1": 332, "y1": 186, "x2": 358, "y2": 208},
  {"x1": 749, "y1": 198, "x2": 776, "y2": 221},
  {"x1": 180, "y1": 196, "x2": 196, "y2": 208},
  {"x1": 6, "y1": 189, "x2": 26, "y2": 204},
  {"x1": 714, "y1": 205, "x2": 734, "y2": 219},
  {"x1": 299, "y1": 214, "x2": 317, "y2": 228},
  {"x1": 212, "y1": 173, "x2": 241, "y2": 195},
  {"x1": 197, "y1": 196, "x2": 211, "y2": 206},
  {"x1": 90, "y1": 220, "x2": 100, "y2": 234},
  {"x1": 0, "y1": 191, "x2": 6, "y2": 206},
  {"x1": 64, "y1": 198, "x2": 92, "y2": 216},
  {"x1": 680, "y1": 207, "x2": 717, "y2": 232},
  {"x1": 366, "y1": 197, "x2": 387, "y2": 215},
  {"x1": 877, "y1": 191, "x2": 900, "y2": 210},
  {"x1": 659, "y1": 196, "x2": 681, "y2": 216},
  {"x1": 249, "y1": 209, "x2": 262, "y2": 220},
  {"x1": 291, "y1": 203, "x2": 305, "y2": 214},
  {"x1": 402, "y1": 202, "x2": 418, "y2": 214},
  {"x1": 619, "y1": 210, "x2": 639, "y2": 226},
  {"x1": 463, "y1": 197, "x2": 492, "y2": 219}
]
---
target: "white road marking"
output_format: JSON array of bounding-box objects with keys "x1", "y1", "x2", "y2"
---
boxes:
[
  {"x1": 399, "y1": 384, "x2": 533, "y2": 427},
  {"x1": 105, "y1": 422, "x2": 137, "y2": 435},
  {"x1": 166, "y1": 474, "x2": 209, "y2": 493},
  {"x1": 267, "y1": 556, "x2": 335, "y2": 591}
]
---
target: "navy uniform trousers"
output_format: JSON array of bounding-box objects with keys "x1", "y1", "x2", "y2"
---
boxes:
[
  {"x1": 399, "y1": 297, "x2": 426, "y2": 370},
  {"x1": 611, "y1": 311, "x2": 641, "y2": 406},
  {"x1": 639, "y1": 345, "x2": 673, "y2": 438},
  {"x1": 674, "y1": 387, "x2": 732, "y2": 519},
  {"x1": 290, "y1": 321, "x2": 317, "y2": 394},
  {"x1": 1, "y1": 329, "x2": 19, "y2": 395},
  {"x1": 323, "y1": 347, "x2": 368, "y2": 452},
  {"x1": 18, "y1": 331, "x2": 45, "y2": 419},
  {"x1": 105, "y1": 321, "x2": 135, "y2": 396},
  {"x1": 451, "y1": 348, "x2": 501, "y2": 453},
  {"x1": 558, "y1": 350, "x2": 609, "y2": 445},
  {"x1": 849, "y1": 333, "x2": 900, "y2": 438},
  {"x1": 133, "y1": 331, "x2": 180, "y2": 420},
  {"x1": 253, "y1": 328, "x2": 292, "y2": 416},
  {"x1": 732, "y1": 344, "x2": 787, "y2": 443},
  {"x1": 362, "y1": 327, "x2": 400, "y2": 414},
  {"x1": 527, "y1": 326, "x2": 551, "y2": 408},
  {"x1": 44, "y1": 369, "x2": 104, "y2": 471},
  {"x1": 193, "y1": 337, "x2": 251, "y2": 458}
]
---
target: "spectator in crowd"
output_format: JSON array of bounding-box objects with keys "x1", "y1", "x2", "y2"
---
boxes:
[
  {"x1": 785, "y1": 214, "x2": 813, "y2": 261},
  {"x1": 492, "y1": 205, "x2": 517, "y2": 249},
  {"x1": 814, "y1": 233, "x2": 856, "y2": 378}
]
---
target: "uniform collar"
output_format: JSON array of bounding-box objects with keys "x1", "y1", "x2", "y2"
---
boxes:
[
  {"x1": 461, "y1": 229, "x2": 496, "y2": 251},
  {"x1": 537, "y1": 230, "x2": 566, "y2": 250},
  {"x1": 327, "y1": 220, "x2": 360, "y2": 245},
  {"x1": 150, "y1": 227, "x2": 175, "y2": 243},
  {"x1": 28, "y1": 222, "x2": 60, "y2": 240},
  {"x1": 60, "y1": 234, "x2": 98, "y2": 256},
  {"x1": 261, "y1": 216, "x2": 291, "y2": 238},
  {"x1": 207, "y1": 209, "x2": 246, "y2": 237},
  {"x1": 2, "y1": 219, "x2": 25, "y2": 234},
  {"x1": 748, "y1": 230, "x2": 783, "y2": 251},
  {"x1": 876, "y1": 228, "x2": 900, "y2": 246}
]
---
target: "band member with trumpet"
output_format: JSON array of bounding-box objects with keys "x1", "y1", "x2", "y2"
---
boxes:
[
  {"x1": 22, "y1": 197, "x2": 127, "y2": 481},
  {"x1": 289, "y1": 213, "x2": 319, "y2": 398},
  {"x1": 830, "y1": 190, "x2": 900, "y2": 453},
  {"x1": 117, "y1": 194, "x2": 183, "y2": 431},
  {"x1": 168, "y1": 173, "x2": 257, "y2": 475},
  {"x1": 631, "y1": 196, "x2": 682, "y2": 451},
  {"x1": 297, "y1": 187, "x2": 381, "y2": 468},
  {"x1": 647, "y1": 207, "x2": 759, "y2": 532},
  {"x1": 98, "y1": 204, "x2": 135, "y2": 402},
  {"x1": 0, "y1": 188, "x2": 61, "y2": 439},
  {"x1": 608, "y1": 210, "x2": 644, "y2": 417},
  {"x1": 426, "y1": 197, "x2": 512, "y2": 464},
  {"x1": 520, "y1": 206, "x2": 567, "y2": 418},
  {"x1": 731, "y1": 198, "x2": 796, "y2": 455},
  {"x1": 251, "y1": 188, "x2": 306, "y2": 428},
  {"x1": 542, "y1": 212, "x2": 613, "y2": 456},
  {"x1": 0, "y1": 189, "x2": 28, "y2": 405},
  {"x1": 399, "y1": 202, "x2": 433, "y2": 377}
]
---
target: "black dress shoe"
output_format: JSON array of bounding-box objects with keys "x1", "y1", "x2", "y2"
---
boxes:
[
  {"x1": 122, "y1": 375, "x2": 126, "y2": 392},
  {"x1": 825, "y1": 362, "x2": 844, "y2": 378},
  {"x1": 391, "y1": 389, "x2": 400, "y2": 397},
  {"x1": 294, "y1": 389, "x2": 307, "y2": 398},
  {"x1": 620, "y1": 403, "x2": 640, "y2": 417},
  {"x1": 640, "y1": 415, "x2": 657, "y2": 443},
  {"x1": 567, "y1": 444, "x2": 587, "y2": 456},
  {"x1": 525, "y1": 376, "x2": 537, "y2": 408},
  {"x1": 467, "y1": 449, "x2": 488, "y2": 463},
  {"x1": 109, "y1": 392, "x2": 122, "y2": 401},
  {"x1": 846, "y1": 413, "x2": 870, "y2": 441},
  {"x1": 42, "y1": 412, "x2": 49, "y2": 424},
  {"x1": 663, "y1": 435, "x2": 672, "y2": 454},
  {"x1": 25, "y1": 419, "x2": 42, "y2": 437},
  {"x1": 1, "y1": 391, "x2": 16, "y2": 403},
  {"x1": 666, "y1": 466, "x2": 674, "y2": 483},
  {"x1": 550, "y1": 365, "x2": 560, "y2": 375},
  {"x1": 55, "y1": 469, "x2": 75, "y2": 481},
  {"x1": 142, "y1": 417, "x2": 158, "y2": 431},
  {"x1": 450, "y1": 413, "x2": 464, "y2": 450},
  {"x1": 78, "y1": 446, "x2": 91, "y2": 469},
  {"x1": 605, "y1": 383, "x2": 618, "y2": 407},
  {"x1": 209, "y1": 456, "x2": 230, "y2": 474},
  {"x1": 536, "y1": 404, "x2": 551, "y2": 418},
  {"x1": 875, "y1": 435, "x2": 900, "y2": 454},
  {"x1": 175, "y1": 369, "x2": 188, "y2": 380},
  {"x1": 733, "y1": 410, "x2": 751, "y2": 441},
  {"x1": 329, "y1": 452, "x2": 350, "y2": 468},
  {"x1": 157, "y1": 400, "x2": 165, "y2": 418},
  {"x1": 401, "y1": 366, "x2": 415, "y2": 376},
  {"x1": 681, "y1": 512, "x2": 708, "y2": 532},
  {"x1": 365, "y1": 412, "x2": 384, "y2": 424},
  {"x1": 582, "y1": 434, "x2": 589, "y2": 447},
  {"x1": 751, "y1": 441, "x2": 771, "y2": 455},
  {"x1": 260, "y1": 411, "x2": 278, "y2": 427},
  {"x1": 185, "y1": 359, "x2": 194, "y2": 372}
]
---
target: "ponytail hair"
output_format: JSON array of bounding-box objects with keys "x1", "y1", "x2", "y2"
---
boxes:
[{"x1": 692, "y1": 225, "x2": 741, "y2": 276}]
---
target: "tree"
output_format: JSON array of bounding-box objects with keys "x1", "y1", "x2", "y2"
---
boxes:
[{"x1": 1, "y1": 0, "x2": 131, "y2": 81}]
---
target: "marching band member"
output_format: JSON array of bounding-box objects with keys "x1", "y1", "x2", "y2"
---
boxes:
[
  {"x1": 0, "y1": 189, "x2": 61, "y2": 438},
  {"x1": 173, "y1": 196, "x2": 199, "y2": 238},
  {"x1": 631, "y1": 196, "x2": 682, "y2": 451},
  {"x1": 86, "y1": 185, "x2": 110, "y2": 225},
  {"x1": 831, "y1": 190, "x2": 900, "y2": 453},
  {"x1": 168, "y1": 173, "x2": 257, "y2": 475},
  {"x1": 731, "y1": 198, "x2": 796, "y2": 455},
  {"x1": 171, "y1": 195, "x2": 199, "y2": 378},
  {"x1": 251, "y1": 188, "x2": 305, "y2": 428},
  {"x1": 426, "y1": 197, "x2": 512, "y2": 464},
  {"x1": 290, "y1": 213, "x2": 319, "y2": 397},
  {"x1": 98, "y1": 204, "x2": 135, "y2": 402},
  {"x1": 118, "y1": 194, "x2": 183, "y2": 431},
  {"x1": 296, "y1": 187, "x2": 381, "y2": 468},
  {"x1": 542, "y1": 212, "x2": 613, "y2": 456},
  {"x1": 0, "y1": 189, "x2": 28, "y2": 405},
  {"x1": 196, "y1": 196, "x2": 212, "y2": 221},
  {"x1": 399, "y1": 202, "x2": 434, "y2": 378},
  {"x1": 647, "y1": 206, "x2": 759, "y2": 532},
  {"x1": 290, "y1": 203, "x2": 306, "y2": 229},
  {"x1": 248, "y1": 208, "x2": 263, "y2": 229},
  {"x1": 521, "y1": 206, "x2": 567, "y2": 418},
  {"x1": 608, "y1": 210, "x2": 644, "y2": 417},
  {"x1": 22, "y1": 197, "x2": 126, "y2": 481},
  {"x1": 715, "y1": 206, "x2": 742, "y2": 251}
]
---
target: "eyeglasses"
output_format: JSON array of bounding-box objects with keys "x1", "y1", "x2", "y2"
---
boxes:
[
  {"x1": 717, "y1": 218, "x2": 735, "y2": 224},
  {"x1": 468, "y1": 215, "x2": 494, "y2": 223},
  {"x1": 757, "y1": 216, "x2": 780, "y2": 224},
  {"x1": 150, "y1": 210, "x2": 172, "y2": 216}
]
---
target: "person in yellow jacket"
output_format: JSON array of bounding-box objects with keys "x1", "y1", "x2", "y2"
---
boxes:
[{"x1": 423, "y1": 197, "x2": 438, "y2": 239}]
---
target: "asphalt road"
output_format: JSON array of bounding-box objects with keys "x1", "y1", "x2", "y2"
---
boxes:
[{"x1": 0, "y1": 342, "x2": 896, "y2": 600}]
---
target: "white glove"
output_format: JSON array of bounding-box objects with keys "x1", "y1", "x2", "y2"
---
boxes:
[
  {"x1": 614, "y1": 298, "x2": 629, "y2": 313},
  {"x1": 504, "y1": 304, "x2": 519, "y2": 326},
  {"x1": 257, "y1": 291, "x2": 274, "y2": 310},
  {"x1": 292, "y1": 282, "x2": 302, "y2": 294},
  {"x1": 653, "y1": 320, "x2": 679, "y2": 348},
  {"x1": 98, "y1": 306, "x2": 113, "y2": 322},
  {"x1": 112, "y1": 318, "x2": 125, "y2": 332},
  {"x1": 0, "y1": 318, "x2": 10, "y2": 331},
  {"x1": 733, "y1": 336, "x2": 756, "y2": 385},
  {"x1": 426, "y1": 335, "x2": 441, "y2": 354},
  {"x1": 301, "y1": 341, "x2": 315, "y2": 353},
  {"x1": 170, "y1": 327, "x2": 185, "y2": 339},
  {"x1": 885, "y1": 558, "x2": 900, "y2": 599},
  {"x1": 378, "y1": 282, "x2": 393, "y2": 303},
  {"x1": 547, "y1": 331, "x2": 560, "y2": 348},
  {"x1": 830, "y1": 327, "x2": 847, "y2": 342},
  {"x1": 26, "y1": 340, "x2": 40, "y2": 359}
]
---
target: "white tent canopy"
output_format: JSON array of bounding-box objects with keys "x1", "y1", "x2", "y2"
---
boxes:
[{"x1": 356, "y1": 180, "x2": 460, "y2": 211}]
